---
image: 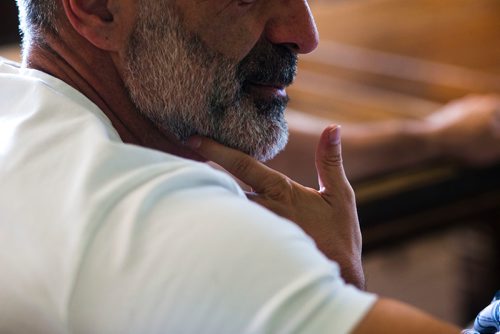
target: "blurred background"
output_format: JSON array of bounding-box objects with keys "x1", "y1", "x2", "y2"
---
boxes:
[{"x1": 1, "y1": 0, "x2": 499, "y2": 327}]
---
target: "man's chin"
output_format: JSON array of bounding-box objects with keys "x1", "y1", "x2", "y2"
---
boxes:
[
  {"x1": 224, "y1": 129, "x2": 288, "y2": 162},
  {"x1": 251, "y1": 96, "x2": 289, "y2": 121}
]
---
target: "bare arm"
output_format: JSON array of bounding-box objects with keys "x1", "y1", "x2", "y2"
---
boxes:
[
  {"x1": 352, "y1": 298, "x2": 461, "y2": 334},
  {"x1": 268, "y1": 95, "x2": 500, "y2": 186},
  {"x1": 268, "y1": 113, "x2": 436, "y2": 186}
]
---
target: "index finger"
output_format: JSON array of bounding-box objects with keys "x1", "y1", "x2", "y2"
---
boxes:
[{"x1": 186, "y1": 136, "x2": 284, "y2": 193}]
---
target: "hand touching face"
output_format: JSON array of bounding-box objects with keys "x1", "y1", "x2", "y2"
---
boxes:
[{"x1": 187, "y1": 125, "x2": 365, "y2": 289}]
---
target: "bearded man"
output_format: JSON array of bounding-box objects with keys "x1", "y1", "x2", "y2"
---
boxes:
[{"x1": 0, "y1": 0, "x2": 472, "y2": 333}]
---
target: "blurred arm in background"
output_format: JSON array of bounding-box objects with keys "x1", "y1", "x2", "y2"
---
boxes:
[{"x1": 269, "y1": 95, "x2": 500, "y2": 186}]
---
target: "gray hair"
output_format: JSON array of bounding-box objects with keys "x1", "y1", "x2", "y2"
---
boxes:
[{"x1": 16, "y1": 0, "x2": 59, "y2": 48}]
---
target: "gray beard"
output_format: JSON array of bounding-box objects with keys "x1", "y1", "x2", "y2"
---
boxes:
[{"x1": 122, "y1": 1, "x2": 295, "y2": 161}]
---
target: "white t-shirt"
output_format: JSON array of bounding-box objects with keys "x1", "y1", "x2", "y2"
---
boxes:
[{"x1": 0, "y1": 58, "x2": 376, "y2": 334}]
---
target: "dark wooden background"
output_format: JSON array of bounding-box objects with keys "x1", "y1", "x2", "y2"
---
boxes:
[{"x1": 0, "y1": 1, "x2": 20, "y2": 45}]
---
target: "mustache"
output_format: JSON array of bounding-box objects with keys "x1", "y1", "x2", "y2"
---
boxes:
[{"x1": 237, "y1": 41, "x2": 298, "y2": 88}]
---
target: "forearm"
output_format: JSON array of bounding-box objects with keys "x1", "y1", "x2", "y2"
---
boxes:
[
  {"x1": 341, "y1": 119, "x2": 439, "y2": 180},
  {"x1": 268, "y1": 111, "x2": 440, "y2": 186},
  {"x1": 352, "y1": 298, "x2": 461, "y2": 334},
  {"x1": 273, "y1": 96, "x2": 500, "y2": 185}
]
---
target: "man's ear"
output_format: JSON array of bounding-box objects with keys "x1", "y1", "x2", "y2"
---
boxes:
[{"x1": 62, "y1": 0, "x2": 135, "y2": 51}]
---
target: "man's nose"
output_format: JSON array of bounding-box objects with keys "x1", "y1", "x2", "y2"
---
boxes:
[{"x1": 264, "y1": 0, "x2": 319, "y2": 54}]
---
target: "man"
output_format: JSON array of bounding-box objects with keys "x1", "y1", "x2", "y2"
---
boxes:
[{"x1": 0, "y1": 0, "x2": 488, "y2": 332}]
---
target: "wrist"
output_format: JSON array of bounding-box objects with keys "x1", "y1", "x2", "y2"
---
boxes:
[
  {"x1": 399, "y1": 119, "x2": 442, "y2": 162},
  {"x1": 318, "y1": 237, "x2": 364, "y2": 289},
  {"x1": 337, "y1": 256, "x2": 365, "y2": 290}
]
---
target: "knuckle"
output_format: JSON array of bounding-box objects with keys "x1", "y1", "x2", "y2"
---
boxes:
[
  {"x1": 322, "y1": 153, "x2": 343, "y2": 168},
  {"x1": 329, "y1": 180, "x2": 356, "y2": 204},
  {"x1": 339, "y1": 176, "x2": 355, "y2": 197},
  {"x1": 230, "y1": 156, "x2": 252, "y2": 177},
  {"x1": 344, "y1": 184, "x2": 356, "y2": 203},
  {"x1": 265, "y1": 174, "x2": 294, "y2": 200}
]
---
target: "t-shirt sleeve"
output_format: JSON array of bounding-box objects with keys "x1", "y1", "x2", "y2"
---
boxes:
[{"x1": 67, "y1": 163, "x2": 376, "y2": 334}]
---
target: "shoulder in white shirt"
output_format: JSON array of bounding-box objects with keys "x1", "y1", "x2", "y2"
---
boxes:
[{"x1": 0, "y1": 58, "x2": 376, "y2": 334}]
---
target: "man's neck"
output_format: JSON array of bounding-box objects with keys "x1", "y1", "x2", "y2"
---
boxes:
[{"x1": 25, "y1": 30, "x2": 202, "y2": 161}]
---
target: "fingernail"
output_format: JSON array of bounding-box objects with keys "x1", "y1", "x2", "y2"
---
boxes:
[
  {"x1": 329, "y1": 125, "x2": 341, "y2": 145},
  {"x1": 186, "y1": 137, "x2": 202, "y2": 149}
]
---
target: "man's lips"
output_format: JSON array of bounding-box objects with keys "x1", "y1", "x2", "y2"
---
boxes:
[{"x1": 246, "y1": 81, "x2": 288, "y2": 98}]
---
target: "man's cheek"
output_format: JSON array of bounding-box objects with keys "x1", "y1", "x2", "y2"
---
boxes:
[{"x1": 197, "y1": 19, "x2": 262, "y2": 61}]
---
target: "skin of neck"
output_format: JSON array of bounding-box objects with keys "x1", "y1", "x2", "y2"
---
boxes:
[{"x1": 24, "y1": 22, "x2": 204, "y2": 161}]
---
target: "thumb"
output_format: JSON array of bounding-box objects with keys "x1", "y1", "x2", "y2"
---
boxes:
[{"x1": 315, "y1": 125, "x2": 349, "y2": 194}]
